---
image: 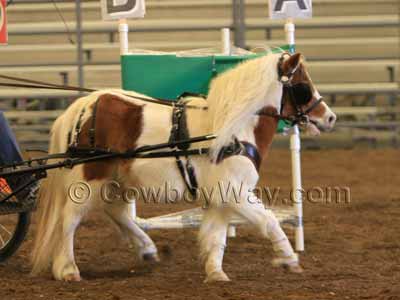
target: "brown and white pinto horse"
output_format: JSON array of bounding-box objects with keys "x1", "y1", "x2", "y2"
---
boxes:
[{"x1": 32, "y1": 53, "x2": 336, "y2": 282}]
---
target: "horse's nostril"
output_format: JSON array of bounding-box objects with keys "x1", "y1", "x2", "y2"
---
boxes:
[{"x1": 328, "y1": 116, "x2": 335, "y2": 124}]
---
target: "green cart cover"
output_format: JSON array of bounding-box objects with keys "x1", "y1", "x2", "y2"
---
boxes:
[{"x1": 121, "y1": 45, "x2": 292, "y2": 133}]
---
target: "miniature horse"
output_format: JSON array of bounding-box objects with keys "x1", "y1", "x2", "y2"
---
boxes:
[{"x1": 32, "y1": 53, "x2": 336, "y2": 282}]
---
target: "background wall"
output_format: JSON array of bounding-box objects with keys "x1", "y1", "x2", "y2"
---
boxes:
[{"x1": 0, "y1": 0, "x2": 399, "y2": 149}]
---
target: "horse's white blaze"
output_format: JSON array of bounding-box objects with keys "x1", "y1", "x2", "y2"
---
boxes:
[
  {"x1": 309, "y1": 99, "x2": 336, "y2": 133},
  {"x1": 306, "y1": 85, "x2": 336, "y2": 135}
]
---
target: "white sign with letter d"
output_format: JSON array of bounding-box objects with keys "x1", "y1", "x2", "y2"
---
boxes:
[
  {"x1": 101, "y1": 0, "x2": 146, "y2": 21},
  {"x1": 269, "y1": 0, "x2": 312, "y2": 19}
]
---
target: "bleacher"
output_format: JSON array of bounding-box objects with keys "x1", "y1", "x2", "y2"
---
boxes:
[{"x1": 1, "y1": 0, "x2": 399, "y2": 148}]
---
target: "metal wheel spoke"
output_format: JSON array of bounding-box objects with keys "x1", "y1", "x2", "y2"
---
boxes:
[
  {"x1": 0, "y1": 221, "x2": 12, "y2": 248},
  {"x1": 0, "y1": 223, "x2": 11, "y2": 236},
  {"x1": 0, "y1": 235, "x2": 5, "y2": 247}
]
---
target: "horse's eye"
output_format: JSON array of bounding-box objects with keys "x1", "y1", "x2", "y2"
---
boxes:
[{"x1": 292, "y1": 83, "x2": 313, "y2": 105}]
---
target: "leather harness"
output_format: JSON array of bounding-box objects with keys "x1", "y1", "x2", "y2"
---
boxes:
[
  {"x1": 68, "y1": 98, "x2": 100, "y2": 149},
  {"x1": 169, "y1": 95, "x2": 262, "y2": 197},
  {"x1": 168, "y1": 98, "x2": 199, "y2": 196}
]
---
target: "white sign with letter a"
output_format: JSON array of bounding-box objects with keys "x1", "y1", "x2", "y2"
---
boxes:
[
  {"x1": 101, "y1": 0, "x2": 146, "y2": 21},
  {"x1": 269, "y1": 0, "x2": 312, "y2": 19}
]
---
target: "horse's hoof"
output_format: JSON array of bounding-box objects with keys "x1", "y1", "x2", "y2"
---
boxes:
[
  {"x1": 272, "y1": 254, "x2": 303, "y2": 273},
  {"x1": 287, "y1": 264, "x2": 304, "y2": 273},
  {"x1": 142, "y1": 252, "x2": 160, "y2": 263},
  {"x1": 63, "y1": 273, "x2": 82, "y2": 282},
  {"x1": 204, "y1": 271, "x2": 230, "y2": 283}
]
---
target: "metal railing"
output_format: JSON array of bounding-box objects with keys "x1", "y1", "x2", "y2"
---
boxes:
[
  {"x1": 7, "y1": 15, "x2": 398, "y2": 35},
  {"x1": 2, "y1": 1, "x2": 400, "y2": 103}
]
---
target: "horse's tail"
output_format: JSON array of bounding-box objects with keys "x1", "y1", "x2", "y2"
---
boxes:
[{"x1": 31, "y1": 116, "x2": 68, "y2": 275}]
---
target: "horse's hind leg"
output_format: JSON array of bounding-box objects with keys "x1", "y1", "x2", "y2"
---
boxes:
[
  {"x1": 199, "y1": 208, "x2": 230, "y2": 282},
  {"x1": 51, "y1": 172, "x2": 100, "y2": 281},
  {"x1": 103, "y1": 200, "x2": 159, "y2": 262},
  {"x1": 52, "y1": 198, "x2": 87, "y2": 281}
]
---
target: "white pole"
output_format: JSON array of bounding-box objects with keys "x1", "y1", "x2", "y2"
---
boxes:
[
  {"x1": 221, "y1": 28, "x2": 231, "y2": 55},
  {"x1": 119, "y1": 18, "x2": 129, "y2": 55},
  {"x1": 285, "y1": 19, "x2": 304, "y2": 252},
  {"x1": 221, "y1": 27, "x2": 236, "y2": 238},
  {"x1": 284, "y1": 19, "x2": 295, "y2": 49},
  {"x1": 291, "y1": 126, "x2": 304, "y2": 251},
  {"x1": 118, "y1": 18, "x2": 135, "y2": 220}
]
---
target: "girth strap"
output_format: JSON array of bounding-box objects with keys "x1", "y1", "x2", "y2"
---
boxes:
[
  {"x1": 169, "y1": 101, "x2": 199, "y2": 197},
  {"x1": 174, "y1": 154, "x2": 199, "y2": 197}
]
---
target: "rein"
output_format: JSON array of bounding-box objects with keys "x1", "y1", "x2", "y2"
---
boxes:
[
  {"x1": 0, "y1": 74, "x2": 207, "y2": 110},
  {"x1": 0, "y1": 74, "x2": 97, "y2": 93}
]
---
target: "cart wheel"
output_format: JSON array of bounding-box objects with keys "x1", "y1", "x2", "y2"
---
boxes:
[{"x1": 0, "y1": 212, "x2": 31, "y2": 262}]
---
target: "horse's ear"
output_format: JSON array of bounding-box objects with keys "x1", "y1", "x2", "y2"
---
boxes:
[{"x1": 284, "y1": 53, "x2": 302, "y2": 71}]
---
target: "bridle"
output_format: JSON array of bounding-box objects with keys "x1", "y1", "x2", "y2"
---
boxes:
[{"x1": 257, "y1": 53, "x2": 323, "y2": 127}]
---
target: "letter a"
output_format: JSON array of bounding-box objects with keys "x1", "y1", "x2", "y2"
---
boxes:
[{"x1": 274, "y1": 0, "x2": 307, "y2": 12}]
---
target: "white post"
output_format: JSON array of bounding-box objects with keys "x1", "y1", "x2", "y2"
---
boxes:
[
  {"x1": 284, "y1": 19, "x2": 295, "y2": 47},
  {"x1": 118, "y1": 18, "x2": 136, "y2": 221},
  {"x1": 291, "y1": 126, "x2": 304, "y2": 251},
  {"x1": 221, "y1": 27, "x2": 236, "y2": 238},
  {"x1": 285, "y1": 19, "x2": 304, "y2": 252},
  {"x1": 119, "y1": 18, "x2": 129, "y2": 55},
  {"x1": 221, "y1": 28, "x2": 231, "y2": 55}
]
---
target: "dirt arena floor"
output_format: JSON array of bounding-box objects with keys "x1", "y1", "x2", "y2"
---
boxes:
[{"x1": 1, "y1": 148, "x2": 399, "y2": 300}]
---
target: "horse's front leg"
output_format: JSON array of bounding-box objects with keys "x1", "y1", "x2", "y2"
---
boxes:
[
  {"x1": 198, "y1": 208, "x2": 230, "y2": 283},
  {"x1": 232, "y1": 191, "x2": 303, "y2": 273}
]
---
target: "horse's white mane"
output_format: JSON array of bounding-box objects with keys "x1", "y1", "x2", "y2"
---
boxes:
[{"x1": 207, "y1": 53, "x2": 283, "y2": 161}]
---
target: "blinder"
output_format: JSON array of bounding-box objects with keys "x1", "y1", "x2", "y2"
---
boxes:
[{"x1": 288, "y1": 82, "x2": 313, "y2": 106}]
